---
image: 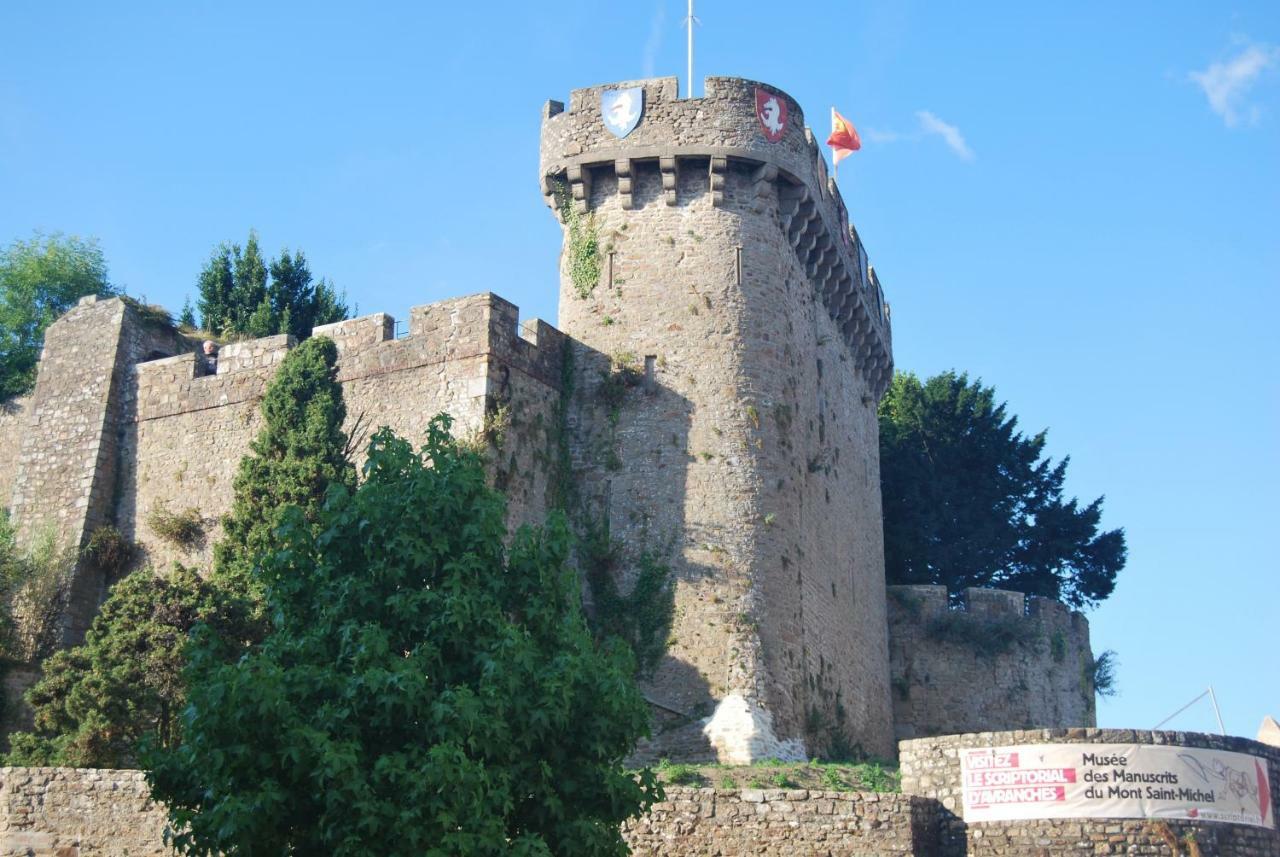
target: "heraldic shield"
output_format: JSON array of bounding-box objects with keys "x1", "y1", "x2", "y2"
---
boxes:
[
  {"x1": 601, "y1": 87, "x2": 644, "y2": 138},
  {"x1": 755, "y1": 87, "x2": 788, "y2": 143}
]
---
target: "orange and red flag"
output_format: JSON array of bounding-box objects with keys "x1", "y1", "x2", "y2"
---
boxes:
[{"x1": 827, "y1": 107, "x2": 861, "y2": 166}]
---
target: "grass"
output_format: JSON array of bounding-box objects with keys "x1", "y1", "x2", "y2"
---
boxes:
[{"x1": 647, "y1": 758, "x2": 900, "y2": 793}]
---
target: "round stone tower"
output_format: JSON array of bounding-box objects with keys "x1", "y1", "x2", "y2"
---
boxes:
[{"x1": 540, "y1": 76, "x2": 895, "y2": 762}]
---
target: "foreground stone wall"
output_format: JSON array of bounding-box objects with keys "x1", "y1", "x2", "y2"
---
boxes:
[
  {"x1": 899, "y1": 729, "x2": 1280, "y2": 857},
  {"x1": 624, "y1": 786, "x2": 936, "y2": 856},
  {"x1": 0, "y1": 769, "x2": 936, "y2": 857},
  {"x1": 887, "y1": 586, "x2": 1095, "y2": 740},
  {"x1": 0, "y1": 768, "x2": 170, "y2": 857}
]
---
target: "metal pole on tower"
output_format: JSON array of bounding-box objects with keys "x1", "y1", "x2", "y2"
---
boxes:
[{"x1": 686, "y1": 0, "x2": 694, "y2": 98}]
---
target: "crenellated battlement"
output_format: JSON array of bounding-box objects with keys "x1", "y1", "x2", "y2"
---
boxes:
[
  {"x1": 539, "y1": 76, "x2": 892, "y2": 396},
  {"x1": 885, "y1": 586, "x2": 1095, "y2": 740},
  {"x1": 130, "y1": 294, "x2": 564, "y2": 423}
]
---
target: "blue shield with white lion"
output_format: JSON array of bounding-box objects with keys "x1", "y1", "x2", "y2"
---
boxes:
[{"x1": 601, "y1": 87, "x2": 644, "y2": 138}]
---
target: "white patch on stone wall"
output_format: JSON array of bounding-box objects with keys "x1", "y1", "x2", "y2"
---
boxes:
[{"x1": 702, "y1": 693, "x2": 807, "y2": 764}]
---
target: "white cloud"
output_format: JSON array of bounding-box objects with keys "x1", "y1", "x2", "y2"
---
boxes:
[
  {"x1": 916, "y1": 110, "x2": 974, "y2": 160},
  {"x1": 1189, "y1": 42, "x2": 1280, "y2": 127},
  {"x1": 641, "y1": 2, "x2": 667, "y2": 78}
]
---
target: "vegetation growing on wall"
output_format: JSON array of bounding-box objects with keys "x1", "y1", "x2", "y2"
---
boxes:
[
  {"x1": 146, "y1": 504, "x2": 205, "y2": 549},
  {"x1": 0, "y1": 515, "x2": 76, "y2": 665},
  {"x1": 578, "y1": 516, "x2": 674, "y2": 677},
  {"x1": 145, "y1": 418, "x2": 660, "y2": 856},
  {"x1": 922, "y1": 611, "x2": 1039, "y2": 658},
  {"x1": 551, "y1": 177, "x2": 602, "y2": 299}
]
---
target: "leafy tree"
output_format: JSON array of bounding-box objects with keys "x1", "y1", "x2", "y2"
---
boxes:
[
  {"x1": 146, "y1": 419, "x2": 659, "y2": 856},
  {"x1": 4, "y1": 566, "x2": 255, "y2": 769},
  {"x1": 878, "y1": 371, "x2": 1126, "y2": 608},
  {"x1": 0, "y1": 231, "x2": 116, "y2": 398},
  {"x1": 196, "y1": 230, "x2": 349, "y2": 339},
  {"x1": 212, "y1": 335, "x2": 354, "y2": 605}
]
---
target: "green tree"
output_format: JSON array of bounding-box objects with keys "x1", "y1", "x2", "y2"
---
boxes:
[
  {"x1": 212, "y1": 335, "x2": 354, "y2": 605},
  {"x1": 146, "y1": 419, "x2": 659, "y2": 856},
  {"x1": 0, "y1": 232, "x2": 116, "y2": 398},
  {"x1": 878, "y1": 371, "x2": 1126, "y2": 608},
  {"x1": 196, "y1": 230, "x2": 349, "y2": 339},
  {"x1": 4, "y1": 566, "x2": 255, "y2": 769}
]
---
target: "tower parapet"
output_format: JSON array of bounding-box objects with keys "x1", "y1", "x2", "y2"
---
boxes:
[{"x1": 541, "y1": 76, "x2": 892, "y2": 395}]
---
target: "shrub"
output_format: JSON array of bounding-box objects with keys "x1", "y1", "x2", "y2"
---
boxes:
[{"x1": 147, "y1": 504, "x2": 205, "y2": 548}]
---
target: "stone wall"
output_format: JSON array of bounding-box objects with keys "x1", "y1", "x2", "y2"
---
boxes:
[
  {"x1": 624, "y1": 786, "x2": 937, "y2": 855},
  {"x1": 0, "y1": 292, "x2": 563, "y2": 739},
  {"x1": 899, "y1": 729, "x2": 1280, "y2": 856},
  {"x1": 113, "y1": 293, "x2": 564, "y2": 573},
  {"x1": 0, "y1": 769, "x2": 936, "y2": 856},
  {"x1": 0, "y1": 396, "x2": 30, "y2": 514},
  {"x1": 7, "y1": 297, "x2": 183, "y2": 648},
  {"x1": 887, "y1": 586, "x2": 1095, "y2": 740},
  {"x1": 542, "y1": 75, "x2": 894, "y2": 763},
  {"x1": 0, "y1": 768, "x2": 170, "y2": 857}
]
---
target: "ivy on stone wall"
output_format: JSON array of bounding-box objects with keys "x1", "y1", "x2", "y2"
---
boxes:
[
  {"x1": 578, "y1": 517, "x2": 673, "y2": 677},
  {"x1": 551, "y1": 177, "x2": 602, "y2": 299}
]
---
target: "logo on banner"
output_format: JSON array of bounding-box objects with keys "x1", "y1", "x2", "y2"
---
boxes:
[
  {"x1": 755, "y1": 87, "x2": 788, "y2": 142},
  {"x1": 601, "y1": 87, "x2": 644, "y2": 138}
]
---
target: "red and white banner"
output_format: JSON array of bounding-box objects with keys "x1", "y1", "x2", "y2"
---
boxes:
[{"x1": 961, "y1": 744, "x2": 1273, "y2": 829}]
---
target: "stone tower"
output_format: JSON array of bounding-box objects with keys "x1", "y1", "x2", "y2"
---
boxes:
[{"x1": 540, "y1": 77, "x2": 896, "y2": 762}]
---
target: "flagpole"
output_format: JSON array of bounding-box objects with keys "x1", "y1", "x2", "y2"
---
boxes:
[{"x1": 686, "y1": 0, "x2": 694, "y2": 98}]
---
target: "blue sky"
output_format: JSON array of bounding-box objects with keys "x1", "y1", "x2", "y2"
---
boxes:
[{"x1": 2, "y1": 1, "x2": 1276, "y2": 739}]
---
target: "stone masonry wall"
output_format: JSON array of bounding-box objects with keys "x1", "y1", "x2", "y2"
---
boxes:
[
  {"x1": 624, "y1": 786, "x2": 936, "y2": 856},
  {"x1": 887, "y1": 586, "x2": 1096, "y2": 740},
  {"x1": 542, "y1": 76, "x2": 894, "y2": 764},
  {"x1": 899, "y1": 729, "x2": 1280, "y2": 857},
  {"x1": 7, "y1": 297, "x2": 182, "y2": 649},
  {"x1": 115, "y1": 293, "x2": 564, "y2": 572},
  {"x1": 0, "y1": 769, "x2": 936, "y2": 857},
  {"x1": 0, "y1": 396, "x2": 29, "y2": 519}
]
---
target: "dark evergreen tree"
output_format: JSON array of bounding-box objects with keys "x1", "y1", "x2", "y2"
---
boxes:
[
  {"x1": 196, "y1": 231, "x2": 349, "y2": 339},
  {"x1": 878, "y1": 371, "x2": 1126, "y2": 608},
  {"x1": 178, "y1": 296, "x2": 197, "y2": 329},
  {"x1": 212, "y1": 335, "x2": 354, "y2": 605},
  {"x1": 4, "y1": 566, "x2": 256, "y2": 769},
  {"x1": 195, "y1": 244, "x2": 234, "y2": 336},
  {"x1": 146, "y1": 418, "x2": 660, "y2": 856}
]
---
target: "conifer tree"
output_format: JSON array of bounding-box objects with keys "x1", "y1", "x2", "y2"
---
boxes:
[
  {"x1": 196, "y1": 231, "x2": 349, "y2": 339},
  {"x1": 4, "y1": 566, "x2": 255, "y2": 769},
  {"x1": 212, "y1": 335, "x2": 354, "y2": 605},
  {"x1": 147, "y1": 419, "x2": 659, "y2": 856},
  {"x1": 878, "y1": 371, "x2": 1126, "y2": 607}
]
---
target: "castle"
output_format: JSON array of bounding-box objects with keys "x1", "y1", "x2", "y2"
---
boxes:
[{"x1": 0, "y1": 76, "x2": 1096, "y2": 763}]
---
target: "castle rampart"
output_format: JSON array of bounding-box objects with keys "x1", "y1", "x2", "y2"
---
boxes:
[
  {"x1": 542, "y1": 76, "x2": 895, "y2": 762},
  {"x1": 1, "y1": 293, "x2": 565, "y2": 655},
  {"x1": 887, "y1": 586, "x2": 1095, "y2": 740}
]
